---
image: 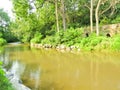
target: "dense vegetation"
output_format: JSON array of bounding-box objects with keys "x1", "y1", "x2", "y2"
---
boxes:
[
  {"x1": 0, "y1": 0, "x2": 120, "y2": 51},
  {"x1": 30, "y1": 28, "x2": 120, "y2": 51},
  {"x1": 0, "y1": 62, "x2": 14, "y2": 90},
  {"x1": 0, "y1": 9, "x2": 17, "y2": 44}
]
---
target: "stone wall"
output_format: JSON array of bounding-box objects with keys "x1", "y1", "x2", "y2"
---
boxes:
[
  {"x1": 85, "y1": 23, "x2": 120, "y2": 36},
  {"x1": 101, "y1": 23, "x2": 120, "y2": 36}
]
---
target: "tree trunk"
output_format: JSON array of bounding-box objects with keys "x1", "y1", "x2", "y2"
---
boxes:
[
  {"x1": 90, "y1": 0, "x2": 93, "y2": 33},
  {"x1": 95, "y1": 0, "x2": 101, "y2": 36},
  {"x1": 61, "y1": 0, "x2": 66, "y2": 31},
  {"x1": 55, "y1": 0, "x2": 59, "y2": 32}
]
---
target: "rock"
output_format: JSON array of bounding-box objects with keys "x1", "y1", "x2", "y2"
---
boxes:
[
  {"x1": 44, "y1": 44, "x2": 52, "y2": 48},
  {"x1": 10, "y1": 76, "x2": 31, "y2": 90},
  {"x1": 37, "y1": 44, "x2": 43, "y2": 48},
  {"x1": 30, "y1": 43, "x2": 34, "y2": 47},
  {"x1": 78, "y1": 48, "x2": 81, "y2": 51},
  {"x1": 59, "y1": 45, "x2": 66, "y2": 50},
  {"x1": 70, "y1": 46, "x2": 76, "y2": 50},
  {"x1": 66, "y1": 47, "x2": 71, "y2": 51},
  {"x1": 5, "y1": 70, "x2": 31, "y2": 90}
]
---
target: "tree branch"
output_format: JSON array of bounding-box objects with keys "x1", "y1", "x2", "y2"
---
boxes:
[
  {"x1": 100, "y1": 4, "x2": 112, "y2": 15},
  {"x1": 84, "y1": 4, "x2": 90, "y2": 10}
]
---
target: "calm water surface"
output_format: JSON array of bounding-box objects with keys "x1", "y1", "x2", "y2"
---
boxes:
[{"x1": 1, "y1": 44, "x2": 120, "y2": 90}]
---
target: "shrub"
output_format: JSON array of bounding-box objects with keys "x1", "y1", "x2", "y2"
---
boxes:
[
  {"x1": 110, "y1": 35, "x2": 120, "y2": 50},
  {"x1": 30, "y1": 33, "x2": 43, "y2": 43},
  {"x1": 0, "y1": 38, "x2": 7, "y2": 46},
  {"x1": 0, "y1": 32, "x2": 3, "y2": 38},
  {"x1": 3, "y1": 32, "x2": 18, "y2": 43},
  {"x1": 90, "y1": 36, "x2": 103, "y2": 46},
  {"x1": 61, "y1": 28, "x2": 84, "y2": 45},
  {"x1": 80, "y1": 34, "x2": 106, "y2": 51},
  {"x1": 41, "y1": 35, "x2": 59, "y2": 46},
  {"x1": 41, "y1": 28, "x2": 84, "y2": 47}
]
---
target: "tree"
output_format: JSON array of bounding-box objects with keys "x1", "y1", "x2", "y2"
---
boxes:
[
  {"x1": 95, "y1": 0, "x2": 101, "y2": 36},
  {"x1": 90, "y1": 0, "x2": 93, "y2": 33},
  {"x1": 0, "y1": 9, "x2": 16, "y2": 42},
  {"x1": 0, "y1": 9, "x2": 10, "y2": 33},
  {"x1": 95, "y1": 0, "x2": 120, "y2": 36},
  {"x1": 55, "y1": 0, "x2": 59, "y2": 32},
  {"x1": 11, "y1": 0, "x2": 120, "y2": 43},
  {"x1": 61, "y1": 0, "x2": 66, "y2": 31},
  {"x1": 84, "y1": 0, "x2": 94, "y2": 33}
]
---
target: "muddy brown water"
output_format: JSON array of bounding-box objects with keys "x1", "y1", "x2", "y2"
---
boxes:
[{"x1": 1, "y1": 44, "x2": 120, "y2": 90}]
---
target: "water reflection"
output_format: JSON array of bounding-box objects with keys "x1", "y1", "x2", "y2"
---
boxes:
[
  {"x1": 90, "y1": 58, "x2": 99, "y2": 90},
  {"x1": 0, "y1": 45, "x2": 41, "y2": 90},
  {"x1": 0, "y1": 45, "x2": 120, "y2": 90},
  {"x1": 30, "y1": 67, "x2": 41, "y2": 89},
  {"x1": 10, "y1": 61, "x2": 25, "y2": 79}
]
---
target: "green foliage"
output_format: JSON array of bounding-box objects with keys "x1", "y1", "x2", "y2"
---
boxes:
[
  {"x1": 41, "y1": 36, "x2": 55, "y2": 44},
  {"x1": 100, "y1": 17, "x2": 111, "y2": 25},
  {"x1": 61, "y1": 28, "x2": 83, "y2": 45},
  {"x1": 0, "y1": 62, "x2": 14, "y2": 90},
  {"x1": 79, "y1": 33, "x2": 109, "y2": 50},
  {"x1": 31, "y1": 33, "x2": 43, "y2": 43},
  {"x1": 3, "y1": 31, "x2": 18, "y2": 43},
  {"x1": 11, "y1": 0, "x2": 120, "y2": 51},
  {"x1": 0, "y1": 32, "x2": 3, "y2": 38},
  {"x1": 0, "y1": 38, "x2": 7, "y2": 46},
  {"x1": 40, "y1": 28, "x2": 84, "y2": 47},
  {"x1": 41, "y1": 34, "x2": 60, "y2": 46},
  {"x1": 0, "y1": 9, "x2": 10, "y2": 22},
  {"x1": 0, "y1": 9, "x2": 17, "y2": 42},
  {"x1": 33, "y1": 27, "x2": 120, "y2": 51},
  {"x1": 111, "y1": 16, "x2": 120, "y2": 24},
  {"x1": 110, "y1": 35, "x2": 120, "y2": 50}
]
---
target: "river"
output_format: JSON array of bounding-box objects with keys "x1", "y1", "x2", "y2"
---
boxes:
[{"x1": 0, "y1": 44, "x2": 120, "y2": 90}]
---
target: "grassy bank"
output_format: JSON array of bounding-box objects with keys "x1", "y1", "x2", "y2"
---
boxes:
[
  {"x1": 30, "y1": 28, "x2": 120, "y2": 51},
  {"x1": 0, "y1": 62, "x2": 14, "y2": 90}
]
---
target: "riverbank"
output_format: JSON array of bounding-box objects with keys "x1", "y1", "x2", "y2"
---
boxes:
[
  {"x1": 0, "y1": 44, "x2": 31, "y2": 90},
  {"x1": 0, "y1": 62, "x2": 14, "y2": 90},
  {"x1": 5, "y1": 68, "x2": 31, "y2": 90},
  {"x1": 30, "y1": 34, "x2": 120, "y2": 52},
  {"x1": 0, "y1": 61, "x2": 31, "y2": 90},
  {"x1": 31, "y1": 43, "x2": 80, "y2": 52}
]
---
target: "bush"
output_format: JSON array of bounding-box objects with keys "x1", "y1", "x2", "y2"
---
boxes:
[
  {"x1": 30, "y1": 33, "x2": 43, "y2": 43},
  {"x1": 80, "y1": 34, "x2": 107, "y2": 51},
  {"x1": 0, "y1": 38, "x2": 7, "y2": 46},
  {"x1": 111, "y1": 16, "x2": 120, "y2": 23},
  {"x1": 41, "y1": 36, "x2": 59, "y2": 46},
  {"x1": 110, "y1": 35, "x2": 120, "y2": 50},
  {"x1": 30, "y1": 27, "x2": 120, "y2": 51},
  {"x1": 3, "y1": 32, "x2": 18, "y2": 43},
  {"x1": 0, "y1": 32, "x2": 3, "y2": 38},
  {"x1": 61, "y1": 28, "x2": 84, "y2": 45}
]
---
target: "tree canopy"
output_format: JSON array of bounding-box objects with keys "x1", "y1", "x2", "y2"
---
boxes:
[{"x1": 10, "y1": 0, "x2": 120, "y2": 42}]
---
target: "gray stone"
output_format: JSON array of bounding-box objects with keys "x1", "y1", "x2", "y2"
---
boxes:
[{"x1": 5, "y1": 70, "x2": 31, "y2": 90}]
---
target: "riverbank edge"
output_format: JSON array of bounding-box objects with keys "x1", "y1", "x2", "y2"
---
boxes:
[
  {"x1": 2, "y1": 65, "x2": 31, "y2": 90},
  {"x1": 30, "y1": 43, "x2": 81, "y2": 52},
  {"x1": 30, "y1": 43, "x2": 119, "y2": 53}
]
